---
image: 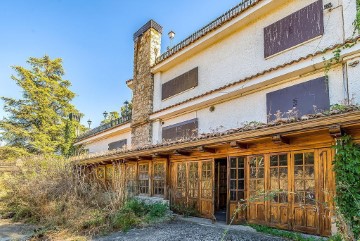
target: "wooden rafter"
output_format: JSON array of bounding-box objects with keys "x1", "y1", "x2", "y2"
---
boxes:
[
  {"x1": 329, "y1": 125, "x2": 344, "y2": 138},
  {"x1": 272, "y1": 135, "x2": 290, "y2": 145},
  {"x1": 198, "y1": 146, "x2": 216, "y2": 153},
  {"x1": 173, "y1": 150, "x2": 192, "y2": 156},
  {"x1": 152, "y1": 153, "x2": 170, "y2": 158},
  {"x1": 230, "y1": 141, "x2": 249, "y2": 149}
]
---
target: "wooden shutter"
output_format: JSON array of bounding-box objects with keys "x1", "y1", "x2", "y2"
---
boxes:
[
  {"x1": 162, "y1": 118, "x2": 198, "y2": 142},
  {"x1": 266, "y1": 77, "x2": 330, "y2": 122},
  {"x1": 264, "y1": 0, "x2": 324, "y2": 57},
  {"x1": 162, "y1": 67, "x2": 198, "y2": 100},
  {"x1": 108, "y1": 139, "x2": 127, "y2": 150}
]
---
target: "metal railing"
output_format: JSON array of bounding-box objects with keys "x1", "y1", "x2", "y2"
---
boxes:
[
  {"x1": 155, "y1": 0, "x2": 259, "y2": 65},
  {"x1": 77, "y1": 114, "x2": 132, "y2": 141}
]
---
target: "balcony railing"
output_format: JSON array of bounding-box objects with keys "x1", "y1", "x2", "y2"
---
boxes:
[{"x1": 77, "y1": 114, "x2": 132, "y2": 141}]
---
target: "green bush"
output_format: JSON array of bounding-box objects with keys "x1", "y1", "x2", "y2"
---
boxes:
[
  {"x1": 111, "y1": 210, "x2": 140, "y2": 232},
  {"x1": 111, "y1": 198, "x2": 169, "y2": 231},
  {"x1": 148, "y1": 203, "x2": 167, "y2": 218},
  {"x1": 333, "y1": 136, "x2": 360, "y2": 240}
]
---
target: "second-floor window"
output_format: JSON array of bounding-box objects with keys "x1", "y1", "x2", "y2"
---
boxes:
[
  {"x1": 264, "y1": 0, "x2": 324, "y2": 58},
  {"x1": 162, "y1": 67, "x2": 198, "y2": 100}
]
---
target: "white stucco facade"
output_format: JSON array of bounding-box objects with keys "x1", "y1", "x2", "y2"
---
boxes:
[
  {"x1": 153, "y1": 0, "x2": 348, "y2": 112},
  {"x1": 75, "y1": 0, "x2": 360, "y2": 152},
  {"x1": 75, "y1": 123, "x2": 131, "y2": 153}
]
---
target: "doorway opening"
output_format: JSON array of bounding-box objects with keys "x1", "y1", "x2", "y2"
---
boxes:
[{"x1": 214, "y1": 158, "x2": 227, "y2": 222}]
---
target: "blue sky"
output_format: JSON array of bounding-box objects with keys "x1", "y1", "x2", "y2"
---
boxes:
[{"x1": 0, "y1": 0, "x2": 242, "y2": 127}]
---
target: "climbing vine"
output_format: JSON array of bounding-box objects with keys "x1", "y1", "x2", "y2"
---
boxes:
[
  {"x1": 333, "y1": 135, "x2": 360, "y2": 240},
  {"x1": 324, "y1": 2, "x2": 360, "y2": 82}
]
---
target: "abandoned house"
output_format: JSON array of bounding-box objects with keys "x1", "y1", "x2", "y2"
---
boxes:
[{"x1": 73, "y1": 0, "x2": 360, "y2": 237}]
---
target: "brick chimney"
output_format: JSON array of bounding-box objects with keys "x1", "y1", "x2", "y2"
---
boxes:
[{"x1": 131, "y1": 20, "x2": 162, "y2": 148}]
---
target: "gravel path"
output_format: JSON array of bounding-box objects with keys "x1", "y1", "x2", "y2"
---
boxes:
[
  {"x1": 0, "y1": 219, "x2": 36, "y2": 241},
  {"x1": 94, "y1": 219, "x2": 286, "y2": 241}
]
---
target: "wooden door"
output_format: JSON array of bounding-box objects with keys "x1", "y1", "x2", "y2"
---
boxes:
[
  {"x1": 200, "y1": 160, "x2": 214, "y2": 218},
  {"x1": 291, "y1": 151, "x2": 320, "y2": 234},
  {"x1": 318, "y1": 148, "x2": 335, "y2": 236},
  {"x1": 268, "y1": 153, "x2": 291, "y2": 229},
  {"x1": 188, "y1": 161, "x2": 200, "y2": 211},
  {"x1": 228, "y1": 156, "x2": 246, "y2": 224},
  {"x1": 125, "y1": 162, "x2": 137, "y2": 197},
  {"x1": 247, "y1": 155, "x2": 266, "y2": 224}
]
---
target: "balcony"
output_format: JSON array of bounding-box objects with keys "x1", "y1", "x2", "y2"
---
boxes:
[{"x1": 77, "y1": 114, "x2": 132, "y2": 141}]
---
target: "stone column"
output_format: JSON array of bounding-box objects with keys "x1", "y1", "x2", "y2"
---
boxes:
[{"x1": 131, "y1": 20, "x2": 162, "y2": 148}]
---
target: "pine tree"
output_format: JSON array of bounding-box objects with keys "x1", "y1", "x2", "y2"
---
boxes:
[{"x1": 0, "y1": 56, "x2": 83, "y2": 157}]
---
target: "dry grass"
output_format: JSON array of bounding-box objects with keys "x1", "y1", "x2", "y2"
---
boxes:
[
  {"x1": 0, "y1": 156, "x2": 125, "y2": 238},
  {"x1": 0, "y1": 156, "x2": 171, "y2": 240}
]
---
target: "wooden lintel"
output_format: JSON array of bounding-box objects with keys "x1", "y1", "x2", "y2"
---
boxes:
[
  {"x1": 152, "y1": 153, "x2": 170, "y2": 158},
  {"x1": 124, "y1": 157, "x2": 137, "y2": 162},
  {"x1": 199, "y1": 146, "x2": 216, "y2": 153},
  {"x1": 173, "y1": 150, "x2": 191, "y2": 156},
  {"x1": 137, "y1": 156, "x2": 153, "y2": 161},
  {"x1": 272, "y1": 135, "x2": 290, "y2": 145},
  {"x1": 230, "y1": 141, "x2": 249, "y2": 149},
  {"x1": 329, "y1": 125, "x2": 344, "y2": 138}
]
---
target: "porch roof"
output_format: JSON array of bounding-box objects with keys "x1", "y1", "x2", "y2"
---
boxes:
[{"x1": 72, "y1": 109, "x2": 360, "y2": 165}]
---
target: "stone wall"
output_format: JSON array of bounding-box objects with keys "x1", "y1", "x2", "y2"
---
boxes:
[{"x1": 131, "y1": 21, "x2": 162, "y2": 148}]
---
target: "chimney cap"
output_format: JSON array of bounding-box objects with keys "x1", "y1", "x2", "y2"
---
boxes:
[{"x1": 133, "y1": 19, "x2": 163, "y2": 41}]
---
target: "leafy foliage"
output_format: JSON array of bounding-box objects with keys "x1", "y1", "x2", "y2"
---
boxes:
[
  {"x1": 333, "y1": 135, "x2": 360, "y2": 240},
  {"x1": 355, "y1": 0, "x2": 360, "y2": 34},
  {"x1": 0, "y1": 56, "x2": 84, "y2": 157},
  {"x1": 101, "y1": 101, "x2": 132, "y2": 125},
  {"x1": 111, "y1": 198, "x2": 169, "y2": 232}
]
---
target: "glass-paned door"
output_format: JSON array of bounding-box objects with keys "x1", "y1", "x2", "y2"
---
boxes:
[
  {"x1": 247, "y1": 155, "x2": 266, "y2": 223},
  {"x1": 125, "y1": 163, "x2": 137, "y2": 196},
  {"x1": 188, "y1": 162, "x2": 200, "y2": 210},
  {"x1": 138, "y1": 163, "x2": 150, "y2": 195},
  {"x1": 200, "y1": 160, "x2": 214, "y2": 218},
  {"x1": 153, "y1": 162, "x2": 165, "y2": 196},
  {"x1": 176, "y1": 163, "x2": 187, "y2": 199},
  {"x1": 269, "y1": 154, "x2": 290, "y2": 229},
  {"x1": 292, "y1": 151, "x2": 319, "y2": 234},
  {"x1": 228, "y1": 157, "x2": 246, "y2": 224}
]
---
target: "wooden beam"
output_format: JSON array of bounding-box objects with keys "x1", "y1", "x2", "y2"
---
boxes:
[
  {"x1": 329, "y1": 125, "x2": 344, "y2": 138},
  {"x1": 272, "y1": 135, "x2": 290, "y2": 145},
  {"x1": 198, "y1": 146, "x2": 216, "y2": 153},
  {"x1": 152, "y1": 153, "x2": 170, "y2": 158},
  {"x1": 230, "y1": 141, "x2": 249, "y2": 149},
  {"x1": 137, "y1": 156, "x2": 153, "y2": 160},
  {"x1": 173, "y1": 150, "x2": 191, "y2": 156}
]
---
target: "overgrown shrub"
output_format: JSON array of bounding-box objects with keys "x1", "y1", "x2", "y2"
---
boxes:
[
  {"x1": 333, "y1": 135, "x2": 360, "y2": 240},
  {"x1": 111, "y1": 198, "x2": 169, "y2": 231},
  {"x1": 0, "y1": 156, "x2": 171, "y2": 238}
]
